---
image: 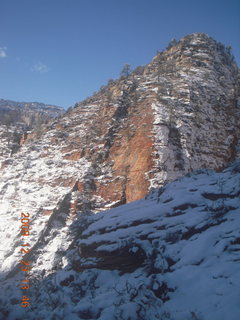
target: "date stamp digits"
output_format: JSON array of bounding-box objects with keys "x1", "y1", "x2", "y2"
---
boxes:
[{"x1": 20, "y1": 212, "x2": 31, "y2": 308}]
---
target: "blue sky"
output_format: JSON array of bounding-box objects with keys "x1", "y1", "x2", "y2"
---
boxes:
[{"x1": 0, "y1": 0, "x2": 239, "y2": 109}]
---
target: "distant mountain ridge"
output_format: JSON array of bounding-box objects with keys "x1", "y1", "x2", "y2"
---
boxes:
[
  {"x1": 0, "y1": 98, "x2": 64, "y2": 164},
  {"x1": 0, "y1": 98, "x2": 64, "y2": 127}
]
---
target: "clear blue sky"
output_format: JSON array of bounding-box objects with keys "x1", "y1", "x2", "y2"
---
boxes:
[{"x1": 0, "y1": 0, "x2": 239, "y2": 109}]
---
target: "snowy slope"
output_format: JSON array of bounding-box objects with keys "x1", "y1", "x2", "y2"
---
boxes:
[{"x1": 0, "y1": 160, "x2": 240, "y2": 320}]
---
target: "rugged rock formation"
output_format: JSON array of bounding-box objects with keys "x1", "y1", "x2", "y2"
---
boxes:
[
  {"x1": 0, "y1": 33, "x2": 239, "y2": 319},
  {"x1": 65, "y1": 33, "x2": 240, "y2": 205},
  {"x1": 1, "y1": 158, "x2": 240, "y2": 319}
]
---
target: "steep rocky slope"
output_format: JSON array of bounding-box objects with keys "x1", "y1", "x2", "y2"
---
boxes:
[
  {"x1": 0, "y1": 159, "x2": 240, "y2": 319},
  {"x1": 1, "y1": 33, "x2": 239, "y2": 209},
  {"x1": 0, "y1": 32, "x2": 239, "y2": 319}
]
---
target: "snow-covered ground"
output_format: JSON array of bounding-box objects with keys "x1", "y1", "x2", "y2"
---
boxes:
[{"x1": 0, "y1": 160, "x2": 239, "y2": 320}]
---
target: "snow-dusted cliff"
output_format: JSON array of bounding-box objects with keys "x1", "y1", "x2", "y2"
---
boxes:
[{"x1": 0, "y1": 33, "x2": 239, "y2": 319}]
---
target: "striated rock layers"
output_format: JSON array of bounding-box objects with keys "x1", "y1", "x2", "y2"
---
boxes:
[{"x1": 0, "y1": 33, "x2": 239, "y2": 276}]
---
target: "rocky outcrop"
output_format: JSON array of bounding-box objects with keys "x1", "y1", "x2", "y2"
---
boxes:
[
  {"x1": 0, "y1": 32, "x2": 239, "y2": 281},
  {"x1": 1, "y1": 158, "x2": 240, "y2": 320}
]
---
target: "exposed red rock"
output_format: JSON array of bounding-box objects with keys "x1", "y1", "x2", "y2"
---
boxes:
[{"x1": 0, "y1": 33, "x2": 239, "y2": 219}]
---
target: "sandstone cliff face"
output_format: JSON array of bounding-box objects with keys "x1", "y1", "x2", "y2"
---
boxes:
[
  {"x1": 149, "y1": 34, "x2": 239, "y2": 183},
  {"x1": 0, "y1": 33, "x2": 239, "y2": 276},
  {"x1": 9, "y1": 33, "x2": 240, "y2": 205}
]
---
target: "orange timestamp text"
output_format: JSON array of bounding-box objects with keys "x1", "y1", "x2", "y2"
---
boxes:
[{"x1": 20, "y1": 212, "x2": 31, "y2": 308}]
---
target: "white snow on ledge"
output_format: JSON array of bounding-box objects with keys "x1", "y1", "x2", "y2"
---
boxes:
[{"x1": 0, "y1": 160, "x2": 239, "y2": 320}]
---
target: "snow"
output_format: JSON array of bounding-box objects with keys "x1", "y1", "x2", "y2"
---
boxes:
[
  {"x1": 0, "y1": 158, "x2": 239, "y2": 319},
  {"x1": 0, "y1": 32, "x2": 239, "y2": 319}
]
